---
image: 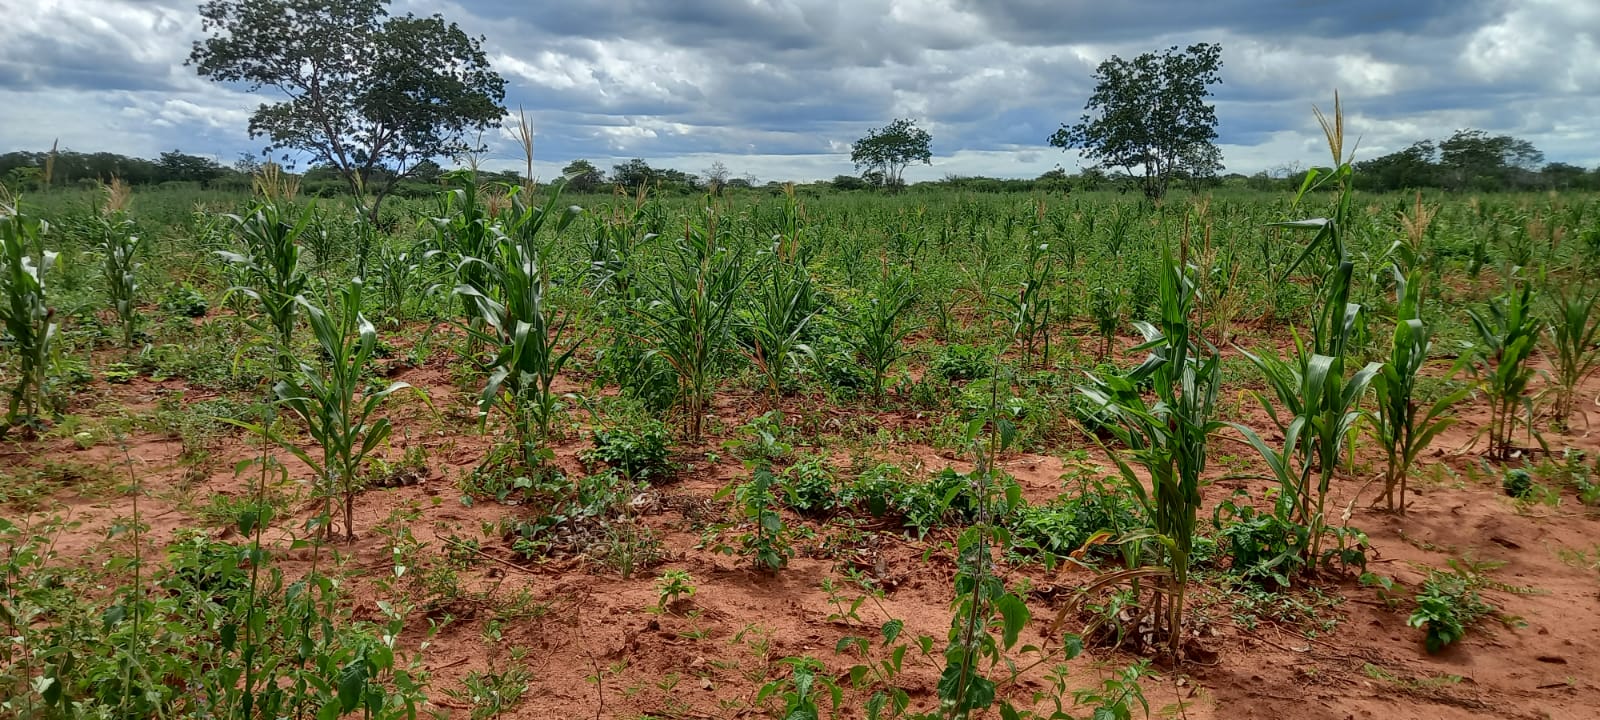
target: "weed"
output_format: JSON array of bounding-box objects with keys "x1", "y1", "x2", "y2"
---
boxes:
[
  {"x1": 929, "y1": 343, "x2": 994, "y2": 383},
  {"x1": 1408, "y1": 557, "x2": 1530, "y2": 653},
  {"x1": 715, "y1": 463, "x2": 794, "y2": 571},
  {"x1": 584, "y1": 416, "x2": 675, "y2": 482},
  {"x1": 655, "y1": 569, "x2": 696, "y2": 612},
  {"x1": 755, "y1": 657, "x2": 840, "y2": 720},
  {"x1": 445, "y1": 664, "x2": 533, "y2": 720}
]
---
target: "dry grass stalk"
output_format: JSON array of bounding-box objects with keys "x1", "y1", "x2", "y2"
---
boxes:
[
  {"x1": 1397, "y1": 191, "x2": 1437, "y2": 252},
  {"x1": 510, "y1": 106, "x2": 536, "y2": 192},
  {"x1": 101, "y1": 177, "x2": 132, "y2": 215},
  {"x1": 252, "y1": 161, "x2": 300, "y2": 202},
  {"x1": 42, "y1": 139, "x2": 58, "y2": 189}
]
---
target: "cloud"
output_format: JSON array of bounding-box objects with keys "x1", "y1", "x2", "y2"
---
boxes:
[{"x1": 4, "y1": 0, "x2": 1598, "y2": 179}]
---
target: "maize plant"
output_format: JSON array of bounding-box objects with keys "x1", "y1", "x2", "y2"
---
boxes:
[
  {"x1": 430, "y1": 170, "x2": 499, "y2": 334},
  {"x1": 852, "y1": 272, "x2": 919, "y2": 400},
  {"x1": 1543, "y1": 277, "x2": 1600, "y2": 430},
  {"x1": 1236, "y1": 93, "x2": 1380, "y2": 566},
  {"x1": 270, "y1": 280, "x2": 412, "y2": 542},
  {"x1": 584, "y1": 200, "x2": 655, "y2": 302},
  {"x1": 97, "y1": 215, "x2": 147, "y2": 349},
  {"x1": 1079, "y1": 242, "x2": 1222, "y2": 661},
  {"x1": 372, "y1": 242, "x2": 428, "y2": 324},
  {"x1": 0, "y1": 205, "x2": 57, "y2": 432},
  {"x1": 216, "y1": 202, "x2": 313, "y2": 372},
  {"x1": 743, "y1": 190, "x2": 818, "y2": 402},
  {"x1": 1369, "y1": 267, "x2": 1468, "y2": 513},
  {"x1": 1090, "y1": 284, "x2": 1122, "y2": 359},
  {"x1": 1467, "y1": 279, "x2": 1540, "y2": 460},
  {"x1": 457, "y1": 180, "x2": 586, "y2": 466},
  {"x1": 995, "y1": 202, "x2": 1056, "y2": 367},
  {"x1": 637, "y1": 210, "x2": 750, "y2": 441}
]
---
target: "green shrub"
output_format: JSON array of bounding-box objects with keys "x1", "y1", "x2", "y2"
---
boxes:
[
  {"x1": 1501, "y1": 468, "x2": 1534, "y2": 499},
  {"x1": 584, "y1": 418, "x2": 674, "y2": 482},
  {"x1": 1213, "y1": 494, "x2": 1307, "y2": 588},
  {"x1": 843, "y1": 465, "x2": 1020, "y2": 537},
  {"x1": 1007, "y1": 478, "x2": 1139, "y2": 561},
  {"x1": 1407, "y1": 558, "x2": 1521, "y2": 654},
  {"x1": 929, "y1": 343, "x2": 993, "y2": 382},
  {"x1": 778, "y1": 453, "x2": 839, "y2": 517}
]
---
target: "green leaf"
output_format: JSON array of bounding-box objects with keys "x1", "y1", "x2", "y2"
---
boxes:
[
  {"x1": 881, "y1": 618, "x2": 903, "y2": 645},
  {"x1": 337, "y1": 660, "x2": 367, "y2": 712}
]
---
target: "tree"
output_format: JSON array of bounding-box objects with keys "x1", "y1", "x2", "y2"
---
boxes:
[
  {"x1": 1355, "y1": 141, "x2": 1439, "y2": 192},
  {"x1": 850, "y1": 118, "x2": 932, "y2": 191},
  {"x1": 831, "y1": 174, "x2": 869, "y2": 191},
  {"x1": 655, "y1": 168, "x2": 701, "y2": 194},
  {"x1": 561, "y1": 159, "x2": 605, "y2": 193},
  {"x1": 703, "y1": 160, "x2": 730, "y2": 194},
  {"x1": 1540, "y1": 162, "x2": 1591, "y2": 191},
  {"x1": 1438, "y1": 129, "x2": 1543, "y2": 191},
  {"x1": 233, "y1": 152, "x2": 264, "y2": 175},
  {"x1": 406, "y1": 159, "x2": 443, "y2": 185},
  {"x1": 611, "y1": 158, "x2": 657, "y2": 191},
  {"x1": 1049, "y1": 43, "x2": 1223, "y2": 200},
  {"x1": 157, "y1": 150, "x2": 225, "y2": 184},
  {"x1": 189, "y1": 0, "x2": 506, "y2": 220}
]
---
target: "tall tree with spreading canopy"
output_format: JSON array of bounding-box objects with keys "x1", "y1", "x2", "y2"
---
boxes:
[
  {"x1": 561, "y1": 159, "x2": 606, "y2": 193},
  {"x1": 1050, "y1": 43, "x2": 1223, "y2": 200},
  {"x1": 1438, "y1": 129, "x2": 1544, "y2": 191},
  {"x1": 851, "y1": 118, "x2": 932, "y2": 191},
  {"x1": 189, "y1": 0, "x2": 507, "y2": 220}
]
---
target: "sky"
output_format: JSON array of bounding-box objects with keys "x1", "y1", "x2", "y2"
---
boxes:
[{"x1": 1, "y1": 0, "x2": 1597, "y2": 183}]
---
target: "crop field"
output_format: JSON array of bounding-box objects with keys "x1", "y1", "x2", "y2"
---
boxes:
[{"x1": 4, "y1": 154, "x2": 1600, "y2": 720}]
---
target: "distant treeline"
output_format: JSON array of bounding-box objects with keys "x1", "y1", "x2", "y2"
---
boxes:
[
  {"x1": 0, "y1": 149, "x2": 472, "y2": 199},
  {"x1": 4, "y1": 128, "x2": 1595, "y2": 199},
  {"x1": 1349, "y1": 129, "x2": 1598, "y2": 193}
]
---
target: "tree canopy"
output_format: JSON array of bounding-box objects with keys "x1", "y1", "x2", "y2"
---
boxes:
[
  {"x1": 851, "y1": 118, "x2": 932, "y2": 191},
  {"x1": 1354, "y1": 130, "x2": 1570, "y2": 192},
  {"x1": 189, "y1": 0, "x2": 506, "y2": 218},
  {"x1": 561, "y1": 160, "x2": 606, "y2": 193},
  {"x1": 1049, "y1": 43, "x2": 1223, "y2": 200}
]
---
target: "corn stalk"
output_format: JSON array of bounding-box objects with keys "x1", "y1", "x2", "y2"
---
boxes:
[
  {"x1": 0, "y1": 205, "x2": 57, "y2": 433},
  {"x1": 637, "y1": 209, "x2": 750, "y2": 441},
  {"x1": 215, "y1": 202, "x2": 313, "y2": 373},
  {"x1": 1079, "y1": 242, "x2": 1221, "y2": 661},
  {"x1": 97, "y1": 215, "x2": 147, "y2": 349},
  {"x1": 1369, "y1": 267, "x2": 1467, "y2": 513},
  {"x1": 250, "y1": 280, "x2": 412, "y2": 542},
  {"x1": 457, "y1": 179, "x2": 586, "y2": 466}
]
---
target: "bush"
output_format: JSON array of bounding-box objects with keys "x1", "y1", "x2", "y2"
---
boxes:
[
  {"x1": 930, "y1": 343, "x2": 993, "y2": 382},
  {"x1": 954, "y1": 378, "x2": 1035, "y2": 422},
  {"x1": 1214, "y1": 498, "x2": 1307, "y2": 588},
  {"x1": 778, "y1": 454, "x2": 839, "y2": 517},
  {"x1": 1501, "y1": 468, "x2": 1533, "y2": 499},
  {"x1": 842, "y1": 464, "x2": 1019, "y2": 537},
  {"x1": 595, "y1": 311, "x2": 679, "y2": 413},
  {"x1": 1006, "y1": 478, "x2": 1140, "y2": 561},
  {"x1": 584, "y1": 418, "x2": 674, "y2": 482}
]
